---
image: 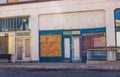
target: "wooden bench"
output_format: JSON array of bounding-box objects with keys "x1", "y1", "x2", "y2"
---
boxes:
[{"x1": 0, "y1": 54, "x2": 11, "y2": 63}]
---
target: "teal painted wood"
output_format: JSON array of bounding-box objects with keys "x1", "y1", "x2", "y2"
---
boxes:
[
  {"x1": 62, "y1": 36, "x2": 72, "y2": 61},
  {"x1": 39, "y1": 30, "x2": 62, "y2": 35},
  {"x1": 81, "y1": 27, "x2": 106, "y2": 34},
  {"x1": 62, "y1": 27, "x2": 106, "y2": 62},
  {"x1": 39, "y1": 30, "x2": 62, "y2": 62},
  {"x1": 40, "y1": 57, "x2": 61, "y2": 62},
  {"x1": 62, "y1": 30, "x2": 81, "y2": 61},
  {"x1": 114, "y1": 9, "x2": 120, "y2": 47},
  {"x1": 81, "y1": 27, "x2": 106, "y2": 62},
  {"x1": 39, "y1": 27, "x2": 106, "y2": 62}
]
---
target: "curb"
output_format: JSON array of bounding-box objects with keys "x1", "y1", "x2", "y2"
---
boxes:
[
  {"x1": 1, "y1": 64, "x2": 120, "y2": 70},
  {"x1": 0, "y1": 65, "x2": 120, "y2": 70}
]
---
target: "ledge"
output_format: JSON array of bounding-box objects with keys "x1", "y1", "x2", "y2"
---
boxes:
[{"x1": 0, "y1": 0, "x2": 59, "y2": 6}]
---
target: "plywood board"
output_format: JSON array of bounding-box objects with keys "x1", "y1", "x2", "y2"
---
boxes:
[
  {"x1": 8, "y1": 0, "x2": 18, "y2": 3},
  {"x1": 40, "y1": 34, "x2": 61, "y2": 57}
]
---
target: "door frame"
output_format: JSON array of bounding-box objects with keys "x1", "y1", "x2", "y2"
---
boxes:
[
  {"x1": 62, "y1": 30, "x2": 81, "y2": 61},
  {"x1": 15, "y1": 37, "x2": 30, "y2": 62},
  {"x1": 63, "y1": 35, "x2": 81, "y2": 61},
  {"x1": 63, "y1": 36, "x2": 72, "y2": 61},
  {"x1": 62, "y1": 28, "x2": 106, "y2": 62},
  {"x1": 72, "y1": 36, "x2": 81, "y2": 61}
]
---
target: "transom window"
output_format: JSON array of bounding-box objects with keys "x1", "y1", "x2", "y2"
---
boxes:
[{"x1": 0, "y1": 16, "x2": 29, "y2": 32}]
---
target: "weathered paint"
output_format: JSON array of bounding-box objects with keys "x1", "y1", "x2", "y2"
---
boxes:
[
  {"x1": 0, "y1": 0, "x2": 119, "y2": 62},
  {"x1": 39, "y1": 11, "x2": 105, "y2": 30}
]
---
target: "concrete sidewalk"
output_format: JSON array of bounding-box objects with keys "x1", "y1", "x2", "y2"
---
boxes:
[{"x1": 0, "y1": 62, "x2": 120, "y2": 70}]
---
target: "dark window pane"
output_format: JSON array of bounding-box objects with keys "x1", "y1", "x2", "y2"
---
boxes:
[
  {"x1": 6, "y1": 18, "x2": 8, "y2": 31},
  {"x1": 22, "y1": 17, "x2": 26, "y2": 30},
  {"x1": 11, "y1": 18, "x2": 14, "y2": 31},
  {"x1": 8, "y1": 18, "x2": 11, "y2": 31},
  {"x1": 14, "y1": 18, "x2": 17, "y2": 31},
  {"x1": 3, "y1": 18, "x2": 5, "y2": 32},
  {"x1": 0, "y1": 19, "x2": 2, "y2": 32},
  {"x1": 16, "y1": 17, "x2": 20, "y2": 31},
  {"x1": 0, "y1": 16, "x2": 29, "y2": 32}
]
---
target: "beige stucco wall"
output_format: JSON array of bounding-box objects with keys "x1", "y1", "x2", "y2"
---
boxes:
[
  {"x1": 39, "y1": 10, "x2": 105, "y2": 30},
  {"x1": 0, "y1": 0, "x2": 119, "y2": 62}
]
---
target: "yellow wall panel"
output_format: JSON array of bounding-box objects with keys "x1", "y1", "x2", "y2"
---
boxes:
[{"x1": 8, "y1": 36, "x2": 12, "y2": 54}]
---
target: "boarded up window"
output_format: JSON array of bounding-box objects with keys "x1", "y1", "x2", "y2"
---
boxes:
[
  {"x1": 8, "y1": 0, "x2": 18, "y2": 3},
  {"x1": 93, "y1": 34, "x2": 106, "y2": 47},
  {"x1": 40, "y1": 34, "x2": 61, "y2": 57},
  {"x1": 0, "y1": 36, "x2": 8, "y2": 54},
  {"x1": 82, "y1": 33, "x2": 106, "y2": 54}
]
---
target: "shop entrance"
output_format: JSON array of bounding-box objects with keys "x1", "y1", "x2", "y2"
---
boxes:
[
  {"x1": 16, "y1": 38, "x2": 30, "y2": 61},
  {"x1": 64, "y1": 36, "x2": 81, "y2": 61}
]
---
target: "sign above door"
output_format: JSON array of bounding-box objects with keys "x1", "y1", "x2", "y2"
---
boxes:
[
  {"x1": 16, "y1": 32, "x2": 30, "y2": 36},
  {"x1": 63, "y1": 30, "x2": 80, "y2": 35}
]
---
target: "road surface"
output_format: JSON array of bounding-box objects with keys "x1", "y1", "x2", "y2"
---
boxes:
[{"x1": 0, "y1": 68, "x2": 120, "y2": 77}]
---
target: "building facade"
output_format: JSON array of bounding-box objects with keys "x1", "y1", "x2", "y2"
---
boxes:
[
  {"x1": 0, "y1": 0, "x2": 120, "y2": 63},
  {"x1": 0, "y1": 0, "x2": 58, "y2": 4}
]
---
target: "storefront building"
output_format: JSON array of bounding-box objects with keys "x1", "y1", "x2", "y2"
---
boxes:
[
  {"x1": 0, "y1": 16, "x2": 30, "y2": 62},
  {"x1": 0, "y1": 0, "x2": 120, "y2": 62}
]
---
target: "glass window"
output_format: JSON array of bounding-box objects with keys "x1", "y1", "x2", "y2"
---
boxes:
[
  {"x1": 8, "y1": 18, "x2": 11, "y2": 31},
  {"x1": 115, "y1": 9, "x2": 120, "y2": 46},
  {"x1": 82, "y1": 33, "x2": 106, "y2": 54},
  {"x1": 0, "y1": 19, "x2": 2, "y2": 32},
  {"x1": 115, "y1": 9, "x2": 120, "y2": 60},
  {"x1": 0, "y1": 16, "x2": 29, "y2": 32}
]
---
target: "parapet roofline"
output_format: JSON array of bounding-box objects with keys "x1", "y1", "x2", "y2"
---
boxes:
[{"x1": 0, "y1": 0, "x2": 59, "y2": 6}]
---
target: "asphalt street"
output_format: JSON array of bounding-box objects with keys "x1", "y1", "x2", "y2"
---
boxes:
[{"x1": 0, "y1": 69, "x2": 120, "y2": 77}]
